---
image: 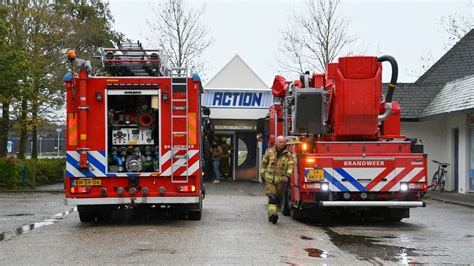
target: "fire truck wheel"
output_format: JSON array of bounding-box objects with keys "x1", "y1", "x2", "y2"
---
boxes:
[
  {"x1": 290, "y1": 206, "x2": 304, "y2": 221},
  {"x1": 185, "y1": 198, "x2": 203, "y2": 221},
  {"x1": 384, "y1": 217, "x2": 403, "y2": 222},
  {"x1": 186, "y1": 209, "x2": 202, "y2": 221},
  {"x1": 79, "y1": 212, "x2": 96, "y2": 223},
  {"x1": 282, "y1": 183, "x2": 291, "y2": 216},
  {"x1": 96, "y1": 212, "x2": 112, "y2": 223}
]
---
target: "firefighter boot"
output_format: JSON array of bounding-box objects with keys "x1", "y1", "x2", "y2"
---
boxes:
[{"x1": 268, "y1": 194, "x2": 279, "y2": 224}]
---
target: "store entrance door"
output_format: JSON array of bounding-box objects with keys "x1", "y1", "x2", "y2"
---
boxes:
[{"x1": 234, "y1": 131, "x2": 257, "y2": 181}]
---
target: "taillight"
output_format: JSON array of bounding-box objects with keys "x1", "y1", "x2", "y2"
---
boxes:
[
  {"x1": 302, "y1": 143, "x2": 308, "y2": 151},
  {"x1": 177, "y1": 185, "x2": 196, "y2": 193},
  {"x1": 408, "y1": 183, "x2": 427, "y2": 191},
  {"x1": 302, "y1": 183, "x2": 320, "y2": 191},
  {"x1": 70, "y1": 187, "x2": 90, "y2": 194},
  {"x1": 302, "y1": 182, "x2": 329, "y2": 192}
]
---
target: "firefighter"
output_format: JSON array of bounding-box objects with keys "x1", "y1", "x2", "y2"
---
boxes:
[
  {"x1": 220, "y1": 137, "x2": 231, "y2": 178},
  {"x1": 212, "y1": 145, "x2": 223, "y2": 184},
  {"x1": 260, "y1": 135, "x2": 293, "y2": 224},
  {"x1": 202, "y1": 132, "x2": 213, "y2": 181}
]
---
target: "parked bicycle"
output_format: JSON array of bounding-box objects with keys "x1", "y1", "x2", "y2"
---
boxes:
[{"x1": 431, "y1": 160, "x2": 450, "y2": 192}]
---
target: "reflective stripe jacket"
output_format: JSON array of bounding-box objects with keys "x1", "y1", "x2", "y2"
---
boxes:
[{"x1": 260, "y1": 146, "x2": 294, "y2": 183}]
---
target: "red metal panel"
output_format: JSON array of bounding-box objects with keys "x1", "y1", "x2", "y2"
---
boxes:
[
  {"x1": 65, "y1": 176, "x2": 200, "y2": 198},
  {"x1": 382, "y1": 101, "x2": 401, "y2": 137},
  {"x1": 315, "y1": 142, "x2": 411, "y2": 154},
  {"x1": 65, "y1": 74, "x2": 202, "y2": 200},
  {"x1": 331, "y1": 56, "x2": 382, "y2": 137}
]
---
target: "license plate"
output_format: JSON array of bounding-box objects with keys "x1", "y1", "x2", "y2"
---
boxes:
[
  {"x1": 306, "y1": 169, "x2": 324, "y2": 181},
  {"x1": 74, "y1": 179, "x2": 101, "y2": 186}
]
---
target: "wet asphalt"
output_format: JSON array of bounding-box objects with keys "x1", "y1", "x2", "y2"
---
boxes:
[{"x1": 0, "y1": 182, "x2": 473, "y2": 265}]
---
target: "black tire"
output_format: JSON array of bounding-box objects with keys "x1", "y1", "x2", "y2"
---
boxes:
[
  {"x1": 290, "y1": 201, "x2": 305, "y2": 221},
  {"x1": 95, "y1": 205, "x2": 113, "y2": 223},
  {"x1": 439, "y1": 175, "x2": 446, "y2": 192},
  {"x1": 186, "y1": 198, "x2": 203, "y2": 221},
  {"x1": 79, "y1": 212, "x2": 96, "y2": 223},
  {"x1": 96, "y1": 211, "x2": 112, "y2": 223},
  {"x1": 186, "y1": 209, "x2": 202, "y2": 220},
  {"x1": 282, "y1": 183, "x2": 291, "y2": 216},
  {"x1": 384, "y1": 217, "x2": 403, "y2": 222},
  {"x1": 431, "y1": 172, "x2": 439, "y2": 191}
]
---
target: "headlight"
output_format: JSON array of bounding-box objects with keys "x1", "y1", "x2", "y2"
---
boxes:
[{"x1": 322, "y1": 183, "x2": 329, "y2": 191}]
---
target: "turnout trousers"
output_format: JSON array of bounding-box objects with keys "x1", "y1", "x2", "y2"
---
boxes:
[{"x1": 264, "y1": 181, "x2": 285, "y2": 218}]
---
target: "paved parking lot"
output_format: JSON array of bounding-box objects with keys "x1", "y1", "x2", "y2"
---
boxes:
[{"x1": 0, "y1": 182, "x2": 473, "y2": 264}]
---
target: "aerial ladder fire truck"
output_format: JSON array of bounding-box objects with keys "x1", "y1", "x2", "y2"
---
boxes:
[
  {"x1": 64, "y1": 42, "x2": 204, "y2": 222},
  {"x1": 269, "y1": 55, "x2": 427, "y2": 221}
]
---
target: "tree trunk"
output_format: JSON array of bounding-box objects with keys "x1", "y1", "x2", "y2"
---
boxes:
[
  {"x1": 31, "y1": 124, "x2": 37, "y2": 159},
  {"x1": 31, "y1": 89, "x2": 38, "y2": 159},
  {"x1": 0, "y1": 102, "x2": 10, "y2": 157},
  {"x1": 17, "y1": 98, "x2": 28, "y2": 159}
]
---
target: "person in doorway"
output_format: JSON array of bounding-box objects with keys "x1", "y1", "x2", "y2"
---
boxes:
[
  {"x1": 212, "y1": 145, "x2": 223, "y2": 183},
  {"x1": 260, "y1": 135, "x2": 294, "y2": 224},
  {"x1": 220, "y1": 137, "x2": 231, "y2": 179},
  {"x1": 202, "y1": 133, "x2": 213, "y2": 181}
]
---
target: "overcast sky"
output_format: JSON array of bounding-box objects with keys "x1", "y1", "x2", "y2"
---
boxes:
[{"x1": 109, "y1": 0, "x2": 473, "y2": 86}]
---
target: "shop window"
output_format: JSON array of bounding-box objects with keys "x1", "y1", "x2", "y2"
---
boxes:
[{"x1": 237, "y1": 138, "x2": 248, "y2": 166}]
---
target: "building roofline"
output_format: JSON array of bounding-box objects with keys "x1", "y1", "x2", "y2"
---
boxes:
[
  {"x1": 205, "y1": 54, "x2": 269, "y2": 88},
  {"x1": 418, "y1": 107, "x2": 474, "y2": 121},
  {"x1": 415, "y1": 29, "x2": 474, "y2": 84}
]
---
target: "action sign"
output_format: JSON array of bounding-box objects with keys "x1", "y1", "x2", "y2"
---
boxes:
[{"x1": 203, "y1": 90, "x2": 272, "y2": 109}]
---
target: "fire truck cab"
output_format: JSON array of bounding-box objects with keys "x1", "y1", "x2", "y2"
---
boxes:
[{"x1": 64, "y1": 42, "x2": 204, "y2": 222}]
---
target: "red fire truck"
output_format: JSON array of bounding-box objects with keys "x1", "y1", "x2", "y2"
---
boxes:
[
  {"x1": 64, "y1": 42, "x2": 204, "y2": 222},
  {"x1": 269, "y1": 56, "x2": 427, "y2": 221}
]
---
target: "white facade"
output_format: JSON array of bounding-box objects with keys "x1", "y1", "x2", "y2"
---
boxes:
[
  {"x1": 402, "y1": 114, "x2": 472, "y2": 193},
  {"x1": 204, "y1": 55, "x2": 271, "y2": 120}
]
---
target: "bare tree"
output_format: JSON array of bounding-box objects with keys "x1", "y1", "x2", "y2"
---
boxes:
[
  {"x1": 147, "y1": 0, "x2": 213, "y2": 74},
  {"x1": 409, "y1": 12, "x2": 473, "y2": 79},
  {"x1": 277, "y1": 0, "x2": 355, "y2": 76},
  {"x1": 440, "y1": 13, "x2": 473, "y2": 50}
]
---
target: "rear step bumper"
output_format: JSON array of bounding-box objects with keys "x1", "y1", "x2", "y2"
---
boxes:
[
  {"x1": 319, "y1": 201, "x2": 425, "y2": 208},
  {"x1": 66, "y1": 196, "x2": 200, "y2": 205}
]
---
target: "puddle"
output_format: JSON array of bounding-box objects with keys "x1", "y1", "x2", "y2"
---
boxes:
[
  {"x1": 381, "y1": 235, "x2": 398, "y2": 239},
  {"x1": 304, "y1": 248, "x2": 330, "y2": 258},
  {"x1": 1, "y1": 208, "x2": 74, "y2": 241},
  {"x1": 324, "y1": 227, "x2": 418, "y2": 263},
  {"x1": 128, "y1": 248, "x2": 176, "y2": 256},
  {"x1": 6, "y1": 213, "x2": 34, "y2": 217},
  {"x1": 300, "y1": 235, "x2": 314, "y2": 240}
]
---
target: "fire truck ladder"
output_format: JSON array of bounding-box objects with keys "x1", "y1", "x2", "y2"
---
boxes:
[
  {"x1": 170, "y1": 67, "x2": 190, "y2": 183},
  {"x1": 98, "y1": 41, "x2": 164, "y2": 77}
]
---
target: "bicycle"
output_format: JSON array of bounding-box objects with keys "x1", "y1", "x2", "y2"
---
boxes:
[{"x1": 430, "y1": 160, "x2": 450, "y2": 192}]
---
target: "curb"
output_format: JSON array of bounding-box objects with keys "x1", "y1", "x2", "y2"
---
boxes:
[
  {"x1": 0, "y1": 189, "x2": 64, "y2": 194},
  {"x1": 428, "y1": 196, "x2": 474, "y2": 208}
]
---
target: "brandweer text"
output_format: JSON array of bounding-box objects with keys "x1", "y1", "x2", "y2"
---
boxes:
[{"x1": 343, "y1": 161, "x2": 385, "y2": 166}]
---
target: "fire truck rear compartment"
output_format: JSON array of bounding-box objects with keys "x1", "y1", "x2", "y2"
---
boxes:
[{"x1": 106, "y1": 93, "x2": 160, "y2": 173}]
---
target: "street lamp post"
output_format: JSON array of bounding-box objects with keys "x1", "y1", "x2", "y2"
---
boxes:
[{"x1": 56, "y1": 128, "x2": 62, "y2": 157}]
